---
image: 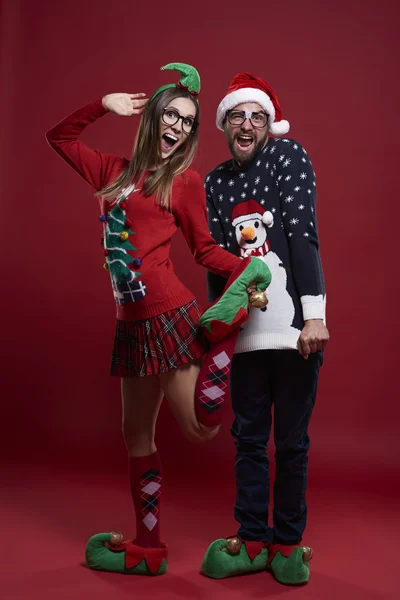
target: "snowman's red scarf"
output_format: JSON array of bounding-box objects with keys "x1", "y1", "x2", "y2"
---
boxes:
[{"x1": 240, "y1": 240, "x2": 270, "y2": 258}]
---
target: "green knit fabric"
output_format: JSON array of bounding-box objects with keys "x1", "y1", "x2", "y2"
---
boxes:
[
  {"x1": 270, "y1": 548, "x2": 310, "y2": 585},
  {"x1": 199, "y1": 257, "x2": 271, "y2": 332},
  {"x1": 150, "y1": 63, "x2": 201, "y2": 101},
  {"x1": 200, "y1": 538, "x2": 268, "y2": 579},
  {"x1": 85, "y1": 533, "x2": 167, "y2": 576}
]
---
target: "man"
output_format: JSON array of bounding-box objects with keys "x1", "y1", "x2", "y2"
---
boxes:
[{"x1": 200, "y1": 72, "x2": 329, "y2": 585}]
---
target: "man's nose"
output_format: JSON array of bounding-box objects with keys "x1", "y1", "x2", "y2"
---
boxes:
[{"x1": 240, "y1": 118, "x2": 253, "y2": 132}]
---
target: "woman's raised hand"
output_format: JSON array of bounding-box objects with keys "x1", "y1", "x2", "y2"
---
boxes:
[{"x1": 102, "y1": 93, "x2": 148, "y2": 116}]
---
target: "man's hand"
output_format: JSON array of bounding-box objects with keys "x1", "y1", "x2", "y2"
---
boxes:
[
  {"x1": 297, "y1": 319, "x2": 329, "y2": 359},
  {"x1": 102, "y1": 93, "x2": 148, "y2": 116}
]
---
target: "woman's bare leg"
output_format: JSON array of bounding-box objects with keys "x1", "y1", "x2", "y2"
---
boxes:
[
  {"x1": 121, "y1": 375, "x2": 164, "y2": 456},
  {"x1": 159, "y1": 362, "x2": 219, "y2": 443}
]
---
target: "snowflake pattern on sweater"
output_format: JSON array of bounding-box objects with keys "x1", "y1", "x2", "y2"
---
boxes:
[{"x1": 206, "y1": 138, "x2": 326, "y2": 352}]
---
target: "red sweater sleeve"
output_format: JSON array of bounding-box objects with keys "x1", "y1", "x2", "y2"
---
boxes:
[
  {"x1": 174, "y1": 170, "x2": 241, "y2": 279},
  {"x1": 45, "y1": 99, "x2": 124, "y2": 191}
]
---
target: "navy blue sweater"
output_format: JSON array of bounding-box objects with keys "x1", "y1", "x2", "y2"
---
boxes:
[{"x1": 206, "y1": 137, "x2": 326, "y2": 352}]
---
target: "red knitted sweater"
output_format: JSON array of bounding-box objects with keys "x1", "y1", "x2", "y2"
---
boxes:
[{"x1": 46, "y1": 99, "x2": 240, "y2": 320}]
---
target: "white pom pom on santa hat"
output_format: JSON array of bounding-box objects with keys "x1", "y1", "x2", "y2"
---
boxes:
[
  {"x1": 216, "y1": 72, "x2": 290, "y2": 136},
  {"x1": 262, "y1": 210, "x2": 274, "y2": 228}
]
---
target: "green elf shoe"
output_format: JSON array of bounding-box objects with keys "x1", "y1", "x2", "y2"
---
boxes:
[
  {"x1": 200, "y1": 536, "x2": 268, "y2": 579},
  {"x1": 85, "y1": 531, "x2": 168, "y2": 576},
  {"x1": 268, "y1": 543, "x2": 313, "y2": 585}
]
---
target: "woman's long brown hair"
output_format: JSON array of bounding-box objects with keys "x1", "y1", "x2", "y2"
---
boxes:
[{"x1": 98, "y1": 87, "x2": 200, "y2": 210}]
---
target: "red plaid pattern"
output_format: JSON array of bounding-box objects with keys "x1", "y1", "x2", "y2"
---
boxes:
[{"x1": 111, "y1": 300, "x2": 209, "y2": 377}]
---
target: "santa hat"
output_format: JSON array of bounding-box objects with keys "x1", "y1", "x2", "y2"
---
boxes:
[
  {"x1": 216, "y1": 72, "x2": 289, "y2": 136},
  {"x1": 232, "y1": 199, "x2": 274, "y2": 229}
]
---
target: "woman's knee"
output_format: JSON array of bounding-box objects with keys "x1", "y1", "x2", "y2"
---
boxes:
[
  {"x1": 179, "y1": 420, "x2": 220, "y2": 443},
  {"x1": 122, "y1": 422, "x2": 155, "y2": 454}
]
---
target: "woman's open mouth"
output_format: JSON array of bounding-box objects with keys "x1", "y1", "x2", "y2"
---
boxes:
[{"x1": 161, "y1": 133, "x2": 179, "y2": 153}]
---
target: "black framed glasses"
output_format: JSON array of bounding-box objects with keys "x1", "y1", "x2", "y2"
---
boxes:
[
  {"x1": 162, "y1": 108, "x2": 198, "y2": 134},
  {"x1": 227, "y1": 109, "x2": 268, "y2": 129}
]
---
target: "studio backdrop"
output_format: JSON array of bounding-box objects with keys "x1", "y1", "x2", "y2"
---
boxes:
[{"x1": 1, "y1": 0, "x2": 398, "y2": 488}]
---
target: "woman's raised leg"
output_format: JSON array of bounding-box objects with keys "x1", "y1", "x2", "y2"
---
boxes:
[{"x1": 159, "y1": 362, "x2": 220, "y2": 443}]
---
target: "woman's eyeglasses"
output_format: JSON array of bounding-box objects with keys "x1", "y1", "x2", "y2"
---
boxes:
[{"x1": 162, "y1": 108, "x2": 198, "y2": 134}]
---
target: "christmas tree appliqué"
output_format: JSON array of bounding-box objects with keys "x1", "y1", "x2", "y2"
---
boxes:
[{"x1": 102, "y1": 184, "x2": 147, "y2": 304}]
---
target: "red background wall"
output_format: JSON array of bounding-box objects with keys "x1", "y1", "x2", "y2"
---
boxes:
[{"x1": 1, "y1": 0, "x2": 399, "y2": 489}]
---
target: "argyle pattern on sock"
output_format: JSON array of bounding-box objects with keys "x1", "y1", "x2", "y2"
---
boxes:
[
  {"x1": 195, "y1": 331, "x2": 238, "y2": 426},
  {"x1": 140, "y1": 468, "x2": 161, "y2": 532},
  {"x1": 129, "y1": 453, "x2": 162, "y2": 547},
  {"x1": 199, "y1": 350, "x2": 230, "y2": 414}
]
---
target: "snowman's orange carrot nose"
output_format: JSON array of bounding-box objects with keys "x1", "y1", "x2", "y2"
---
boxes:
[{"x1": 241, "y1": 227, "x2": 256, "y2": 241}]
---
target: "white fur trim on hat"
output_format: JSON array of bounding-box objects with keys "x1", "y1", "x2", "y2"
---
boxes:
[
  {"x1": 216, "y1": 87, "x2": 290, "y2": 136},
  {"x1": 232, "y1": 211, "x2": 264, "y2": 228}
]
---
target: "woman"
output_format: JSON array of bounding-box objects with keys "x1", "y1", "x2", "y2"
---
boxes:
[{"x1": 46, "y1": 63, "x2": 267, "y2": 576}]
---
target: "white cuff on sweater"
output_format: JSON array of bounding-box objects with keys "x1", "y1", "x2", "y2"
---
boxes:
[{"x1": 301, "y1": 294, "x2": 326, "y2": 322}]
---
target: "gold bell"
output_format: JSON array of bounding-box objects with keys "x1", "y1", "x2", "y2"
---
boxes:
[
  {"x1": 250, "y1": 291, "x2": 268, "y2": 309},
  {"x1": 109, "y1": 531, "x2": 123, "y2": 547},
  {"x1": 302, "y1": 546, "x2": 313, "y2": 563},
  {"x1": 120, "y1": 231, "x2": 129, "y2": 241},
  {"x1": 103, "y1": 262, "x2": 109, "y2": 271},
  {"x1": 226, "y1": 536, "x2": 242, "y2": 555}
]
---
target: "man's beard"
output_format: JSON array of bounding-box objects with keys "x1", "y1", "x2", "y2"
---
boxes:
[{"x1": 228, "y1": 131, "x2": 268, "y2": 165}]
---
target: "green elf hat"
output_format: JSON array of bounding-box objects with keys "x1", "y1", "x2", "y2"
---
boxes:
[{"x1": 150, "y1": 62, "x2": 201, "y2": 102}]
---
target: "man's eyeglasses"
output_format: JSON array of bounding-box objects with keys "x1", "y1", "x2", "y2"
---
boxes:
[
  {"x1": 226, "y1": 110, "x2": 268, "y2": 129},
  {"x1": 162, "y1": 108, "x2": 198, "y2": 134}
]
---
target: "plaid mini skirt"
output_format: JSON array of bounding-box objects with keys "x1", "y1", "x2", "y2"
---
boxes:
[{"x1": 110, "y1": 300, "x2": 209, "y2": 377}]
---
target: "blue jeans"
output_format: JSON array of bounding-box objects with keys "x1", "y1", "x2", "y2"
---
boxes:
[{"x1": 231, "y1": 349, "x2": 323, "y2": 545}]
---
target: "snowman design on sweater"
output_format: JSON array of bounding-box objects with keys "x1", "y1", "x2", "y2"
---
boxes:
[
  {"x1": 205, "y1": 138, "x2": 326, "y2": 352},
  {"x1": 232, "y1": 199, "x2": 301, "y2": 340}
]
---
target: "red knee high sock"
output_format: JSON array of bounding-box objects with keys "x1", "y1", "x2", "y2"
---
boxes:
[
  {"x1": 195, "y1": 330, "x2": 239, "y2": 427},
  {"x1": 129, "y1": 453, "x2": 162, "y2": 548},
  {"x1": 195, "y1": 258, "x2": 255, "y2": 428}
]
